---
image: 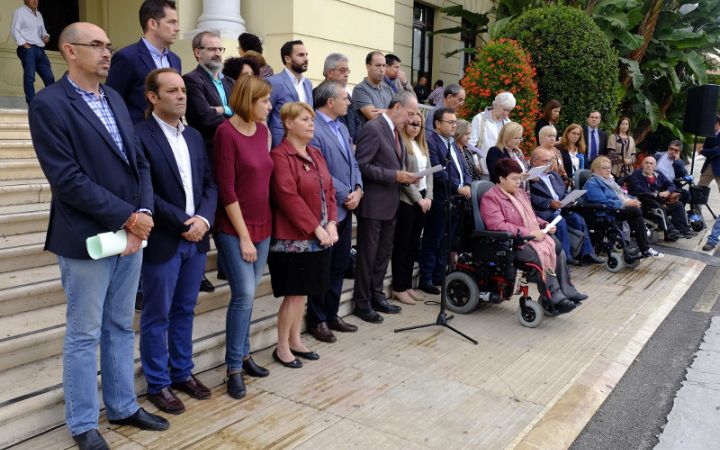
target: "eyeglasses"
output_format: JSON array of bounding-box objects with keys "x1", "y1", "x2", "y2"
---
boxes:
[
  {"x1": 599, "y1": 166, "x2": 612, "y2": 170},
  {"x1": 507, "y1": 175, "x2": 524, "y2": 182},
  {"x1": 439, "y1": 120, "x2": 458, "y2": 125},
  {"x1": 408, "y1": 123, "x2": 421, "y2": 128},
  {"x1": 70, "y1": 42, "x2": 114, "y2": 54},
  {"x1": 198, "y1": 46, "x2": 226, "y2": 53},
  {"x1": 513, "y1": 136, "x2": 523, "y2": 141},
  {"x1": 333, "y1": 68, "x2": 351, "y2": 74}
]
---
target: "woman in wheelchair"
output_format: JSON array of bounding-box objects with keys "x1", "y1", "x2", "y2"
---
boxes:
[
  {"x1": 584, "y1": 156, "x2": 663, "y2": 258},
  {"x1": 480, "y1": 159, "x2": 587, "y2": 314}
]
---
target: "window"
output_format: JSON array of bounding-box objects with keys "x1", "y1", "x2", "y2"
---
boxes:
[
  {"x1": 461, "y1": 18, "x2": 476, "y2": 70},
  {"x1": 412, "y1": 3, "x2": 434, "y2": 85}
]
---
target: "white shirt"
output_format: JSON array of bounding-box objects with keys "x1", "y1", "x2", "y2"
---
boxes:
[
  {"x1": 153, "y1": 114, "x2": 197, "y2": 219},
  {"x1": 411, "y1": 141, "x2": 428, "y2": 192},
  {"x1": 469, "y1": 108, "x2": 508, "y2": 152},
  {"x1": 656, "y1": 153, "x2": 675, "y2": 182},
  {"x1": 285, "y1": 68, "x2": 308, "y2": 103},
  {"x1": 10, "y1": 5, "x2": 48, "y2": 47},
  {"x1": 445, "y1": 136, "x2": 464, "y2": 189},
  {"x1": 539, "y1": 173, "x2": 559, "y2": 200}
]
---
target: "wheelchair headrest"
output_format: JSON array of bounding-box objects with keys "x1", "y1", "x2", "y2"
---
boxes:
[
  {"x1": 575, "y1": 169, "x2": 592, "y2": 190},
  {"x1": 471, "y1": 180, "x2": 495, "y2": 231}
]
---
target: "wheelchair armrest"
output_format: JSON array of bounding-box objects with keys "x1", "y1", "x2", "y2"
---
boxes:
[
  {"x1": 634, "y1": 193, "x2": 659, "y2": 202},
  {"x1": 471, "y1": 230, "x2": 513, "y2": 240},
  {"x1": 567, "y1": 202, "x2": 611, "y2": 212}
]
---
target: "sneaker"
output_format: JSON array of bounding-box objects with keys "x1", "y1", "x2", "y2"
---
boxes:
[
  {"x1": 702, "y1": 242, "x2": 716, "y2": 252},
  {"x1": 642, "y1": 248, "x2": 664, "y2": 258}
]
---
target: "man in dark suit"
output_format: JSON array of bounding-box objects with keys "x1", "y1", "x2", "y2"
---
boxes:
[
  {"x1": 307, "y1": 81, "x2": 363, "y2": 341},
  {"x1": 267, "y1": 40, "x2": 313, "y2": 147},
  {"x1": 417, "y1": 108, "x2": 471, "y2": 294},
  {"x1": 352, "y1": 90, "x2": 420, "y2": 323},
  {"x1": 699, "y1": 115, "x2": 720, "y2": 190},
  {"x1": 529, "y1": 148, "x2": 603, "y2": 264},
  {"x1": 583, "y1": 110, "x2": 608, "y2": 163},
  {"x1": 106, "y1": 0, "x2": 181, "y2": 124},
  {"x1": 29, "y1": 22, "x2": 168, "y2": 449},
  {"x1": 135, "y1": 68, "x2": 217, "y2": 415}
]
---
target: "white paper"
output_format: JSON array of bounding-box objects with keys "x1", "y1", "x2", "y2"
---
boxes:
[
  {"x1": 414, "y1": 164, "x2": 443, "y2": 178},
  {"x1": 560, "y1": 189, "x2": 587, "y2": 207},
  {"x1": 526, "y1": 164, "x2": 551, "y2": 180},
  {"x1": 542, "y1": 214, "x2": 563, "y2": 234},
  {"x1": 86, "y1": 229, "x2": 148, "y2": 260}
]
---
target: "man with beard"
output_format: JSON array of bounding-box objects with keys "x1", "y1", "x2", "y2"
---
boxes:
[{"x1": 267, "y1": 40, "x2": 313, "y2": 147}]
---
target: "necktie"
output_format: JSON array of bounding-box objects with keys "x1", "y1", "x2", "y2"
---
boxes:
[
  {"x1": 393, "y1": 128, "x2": 402, "y2": 160},
  {"x1": 590, "y1": 129, "x2": 598, "y2": 160}
]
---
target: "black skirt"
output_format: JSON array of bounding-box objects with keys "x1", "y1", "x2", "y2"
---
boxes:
[{"x1": 267, "y1": 248, "x2": 332, "y2": 297}]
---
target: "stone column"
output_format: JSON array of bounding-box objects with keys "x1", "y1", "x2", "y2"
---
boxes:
[{"x1": 195, "y1": 0, "x2": 245, "y2": 39}]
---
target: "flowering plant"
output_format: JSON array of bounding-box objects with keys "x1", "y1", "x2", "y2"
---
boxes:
[{"x1": 459, "y1": 38, "x2": 540, "y2": 153}]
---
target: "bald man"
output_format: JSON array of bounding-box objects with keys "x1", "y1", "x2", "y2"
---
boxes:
[{"x1": 29, "y1": 22, "x2": 168, "y2": 449}]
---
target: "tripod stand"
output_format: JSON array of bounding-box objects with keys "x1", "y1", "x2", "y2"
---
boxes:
[{"x1": 395, "y1": 137, "x2": 478, "y2": 345}]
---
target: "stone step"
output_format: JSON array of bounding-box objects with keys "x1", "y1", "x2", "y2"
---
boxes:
[
  {"x1": 0, "y1": 124, "x2": 31, "y2": 140},
  {"x1": 0, "y1": 202, "x2": 49, "y2": 236},
  {"x1": 0, "y1": 159, "x2": 43, "y2": 181},
  {"x1": 0, "y1": 140, "x2": 35, "y2": 159},
  {"x1": 0, "y1": 179, "x2": 51, "y2": 206},
  {"x1": 0, "y1": 109, "x2": 29, "y2": 123},
  {"x1": 0, "y1": 275, "x2": 374, "y2": 448},
  {"x1": 0, "y1": 232, "x2": 51, "y2": 273}
]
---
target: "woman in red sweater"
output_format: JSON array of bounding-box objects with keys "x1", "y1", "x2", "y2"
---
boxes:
[
  {"x1": 269, "y1": 102, "x2": 338, "y2": 368},
  {"x1": 213, "y1": 75, "x2": 273, "y2": 399}
]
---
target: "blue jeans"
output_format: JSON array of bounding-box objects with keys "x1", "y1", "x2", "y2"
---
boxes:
[
  {"x1": 215, "y1": 233, "x2": 269, "y2": 372},
  {"x1": 16, "y1": 45, "x2": 54, "y2": 103},
  {"x1": 707, "y1": 216, "x2": 720, "y2": 246},
  {"x1": 140, "y1": 241, "x2": 206, "y2": 394},
  {"x1": 58, "y1": 252, "x2": 142, "y2": 436}
]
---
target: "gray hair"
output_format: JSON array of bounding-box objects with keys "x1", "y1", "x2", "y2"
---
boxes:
[
  {"x1": 388, "y1": 90, "x2": 417, "y2": 109},
  {"x1": 314, "y1": 81, "x2": 342, "y2": 108},
  {"x1": 191, "y1": 31, "x2": 220, "y2": 51},
  {"x1": 493, "y1": 91, "x2": 516, "y2": 110},
  {"x1": 669, "y1": 139, "x2": 682, "y2": 148},
  {"x1": 323, "y1": 53, "x2": 349, "y2": 77},
  {"x1": 444, "y1": 84, "x2": 463, "y2": 98},
  {"x1": 455, "y1": 119, "x2": 470, "y2": 140}
]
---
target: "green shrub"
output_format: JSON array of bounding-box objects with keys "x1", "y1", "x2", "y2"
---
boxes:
[
  {"x1": 500, "y1": 5, "x2": 621, "y2": 133},
  {"x1": 459, "y1": 38, "x2": 541, "y2": 152}
]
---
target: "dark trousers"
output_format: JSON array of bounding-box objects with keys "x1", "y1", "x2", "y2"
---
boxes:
[
  {"x1": 516, "y1": 236, "x2": 580, "y2": 303},
  {"x1": 307, "y1": 215, "x2": 352, "y2": 326},
  {"x1": 139, "y1": 241, "x2": 206, "y2": 394},
  {"x1": 554, "y1": 211, "x2": 594, "y2": 259},
  {"x1": 418, "y1": 196, "x2": 458, "y2": 285},
  {"x1": 392, "y1": 198, "x2": 426, "y2": 291},
  {"x1": 16, "y1": 45, "x2": 54, "y2": 103},
  {"x1": 616, "y1": 206, "x2": 649, "y2": 252},
  {"x1": 353, "y1": 215, "x2": 396, "y2": 312}
]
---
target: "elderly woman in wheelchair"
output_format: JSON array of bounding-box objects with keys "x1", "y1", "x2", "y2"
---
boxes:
[{"x1": 443, "y1": 159, "x2": 587, "y2": 327}]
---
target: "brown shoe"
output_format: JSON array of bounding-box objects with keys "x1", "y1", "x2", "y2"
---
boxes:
[
  {"x1": 147, "y1": 387, "x2": 185, "y2": 414},
  {"x1": 310, "y1": 322, "x2": 337, "y2": 343},
  {"x1": 171, "y1": 374, "x2": 212, "y2": 400},
  {"x1": 329, "y1": 316, "x2": 358, "y2": 333}
]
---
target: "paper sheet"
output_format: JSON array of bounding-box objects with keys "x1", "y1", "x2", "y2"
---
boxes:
[
  {"x1": 414, "y1": 164, "x2": 443, "y2": 178},
  {"x1": 560, "y1": 189, "x2": 587, "y2": 207},
  {"x1": 542, "y1": 214, "x2": 563, "y2": 234},
  {"x1": 526, "y1": 164, "x2": 550, "y2": 180},
  {"x1": 86, "y1": 229, "x2": 148, "y2": 260}
]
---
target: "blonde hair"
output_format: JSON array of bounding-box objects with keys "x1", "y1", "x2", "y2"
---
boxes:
[
  {"x1": 454, "y1": 119, "x2": 470, "y2": 141},
  {"x1": 228, "y1": 75, "x2": 271, "y2": 122},
  {"x1": 590, "y1": 155, "x2": 612, "y2": 172},
  {"x1": 496, "y1": 122, "x2": 524, "y2": 148},
  {"x1": 538, "y1": 125, "x2": 558, "y2": 142},
  {"x1": 400, "y1": 123, "x2": 429, "y2": 157},
  {"x1": 280, "y1": 102, "x2": 315, "y2": 134}
]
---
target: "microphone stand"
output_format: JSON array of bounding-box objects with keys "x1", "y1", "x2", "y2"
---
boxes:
[{"x1": 395, "y1": 133, "x2": 477, "y2": 345}]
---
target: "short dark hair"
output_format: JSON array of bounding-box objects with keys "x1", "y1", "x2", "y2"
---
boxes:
[
  {"x1": 495, "y1": 158, "x2": 523, "y2": 179},
  {"x1": 191, "y1": 31, "x2": 219, "y2": 52},
  {"x1": 433, "y1": 107, "x2": 455, "y2": 127},
  {"x1": 542, "y1": 99, "x2": 561, "y2": 121},
  {"x1": 280, "y1": 40, "x2": 304, "y2": 64},
  {"x1": 222, "y1": 57, "x2": 261, "y2": 80},
  {"x1": 385, "y1": 54, "x2": 401, "y2": 66},
  {"x1": 238, "y1": 32, "x2": 263, "y2": 53},
  {"x1": 588, "y1": 109, "x2": 601, "y2": 117},
  {"x1": 139, "y1": 0, "x2": 176, "y2": 33},
  {"x1": 366, "y1": 51, "x2": 383, "y2": 65},
  {"x1": 314, "y1": 81, "x2": 342, "y2": 108},
  {"x1": 144, "y1": 67, "x2": 180, "y2": 116}
]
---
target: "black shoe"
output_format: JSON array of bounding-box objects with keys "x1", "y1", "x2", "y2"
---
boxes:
[
  {"x1": 703, "y1": 242, "x2": 716, "y2": 251},
  {"x1": 199, "y1": 276, "x2": 215, "y2": 293},
  {"x1": 272, "y1": 349, "x2": 303, "y2": 368},
  {"x1": 372, "y1": 300, "x2": 401, "y2": 314},
  {"x1": 353, "y1": 308, "x2": 384, "y2": 323},
  {"x1": 583, "y1": 253, "x2": 605, "y2": 264},
  {"x1": 73, "y1": 429, "x2": 109, "y2": 450},
  {"x1": 568, "y1": 292, "x2": 589, "y2": 303},
  {"x1": 555, "y1": 298, "x2": 577, "y2": 313},
  {"x1": 290, "y1": 348, "x2": 320, "y2": 360},
  {"x1": 567, "y1": 257, "x2": 580, "y2": 266},
  {"x1": 683, "y1": 229, "x2": 697, "y2": 238},
  {"x1": 135, "y1": 291, "x2": 143, "y2": 311},
  {"x1": 226, "y1": 371, "x2": 246, "y2": 399},
  {"x1": 109, "y1": 407, "x2": 169, "y2": 431},
  {"x1": 217, "y1": 270, "x2": 227, "y2": 280},
  {"x1": 242, "y1": 356, "x2": 269, "y2": 377},
  {"x1": 418, "y1": 283, "x2": 440, "y2": 295},
  {"x1": 432, "y1": 278, "x2": 443, "y2": 287}
]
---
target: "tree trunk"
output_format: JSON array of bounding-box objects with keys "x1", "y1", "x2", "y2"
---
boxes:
[
  {"x1": 620, "y1": 0, "x2": 663, "y2": 88},
  {"x1": 635, "y1": 93, "x2": 674, "y2": 145}
]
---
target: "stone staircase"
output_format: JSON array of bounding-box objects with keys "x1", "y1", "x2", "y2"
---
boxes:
[{"x1": 0, "y1": 109, "x2": 373, "y2": 448}]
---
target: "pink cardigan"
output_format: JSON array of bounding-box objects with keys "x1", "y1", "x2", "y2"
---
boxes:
[{"x1": 480, "y1": 184, "x2": 548, "y2": 235}]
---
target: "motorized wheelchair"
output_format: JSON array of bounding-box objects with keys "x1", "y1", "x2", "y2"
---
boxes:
[
  {"x1": 569, "y1": 170, "x2": 642, "y2": 273},
  {"x1": 442, "y1": 181, "x2": 564, "y2": 328}
]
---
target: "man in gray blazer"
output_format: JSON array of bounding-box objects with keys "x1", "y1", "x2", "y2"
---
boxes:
[
  {"x1": 307, "y1": 81, "x2": 363, "y2": 342},
  {"x1": 267, "y1": 40, "x2": 313, "y2": 147},
  {"x1": 353, "y1": 90, "x2": 420, "y2": 323}
]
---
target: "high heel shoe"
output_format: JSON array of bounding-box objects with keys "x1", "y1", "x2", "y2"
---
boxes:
[{"x1": 392, "y1": 290, "x2": 416, "y2": 305}]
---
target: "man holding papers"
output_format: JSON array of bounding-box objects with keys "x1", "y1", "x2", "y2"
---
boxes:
[{"x1": 529, "y1": 148, "x2": 604, "y2": 265}]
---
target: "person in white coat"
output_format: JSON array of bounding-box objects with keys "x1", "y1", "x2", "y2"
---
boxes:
[{"x1": 468, "y1": 92, "x2": 516, "y2": 177}]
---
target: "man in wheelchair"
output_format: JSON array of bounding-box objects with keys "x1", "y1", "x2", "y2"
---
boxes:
[
  {"x1": 480, "y1": 159, "x2": 587, "y2": 313},
  {"x1": 627, "y1": 156, "x2": 695, "y2": 241}
]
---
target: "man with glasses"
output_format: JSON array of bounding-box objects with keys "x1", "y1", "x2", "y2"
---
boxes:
[
  {"x1": 10, "y1": 0, "x2": 55, "y2": 103},
  {"x1": 418, "y1": 108, "x2": 471, "y2": 294},
  {"x1": 107, "y1": 0, "x2": 181, "y2": 124},
  {"x1": 424, "y1": 84, "x2": 466, "y2": 133},
  {"x1": 320, "y1": 52, "x2": 362, "y2": 142},
  {"x1": 29, "y1": 22, "x2": 168, "y2": 449}
]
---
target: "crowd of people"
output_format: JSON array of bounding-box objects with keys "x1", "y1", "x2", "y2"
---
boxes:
[{"x1": 23, "y1": 1, "x2": 720, "y2": 449}]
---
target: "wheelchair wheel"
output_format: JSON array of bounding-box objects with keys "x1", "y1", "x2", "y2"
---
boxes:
[
  {"x1": 605, "y1": 252, "x2": 625, "y2": 273},
  {"x1": 691, "y1": 220, "x2": 705, "y2": 232},
  {"x1": 443, "y1": 271, "x2": 479, "y2": 314},
  {"x1": 517, "y1": 298, "x2": 543, "y2": 328}
]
